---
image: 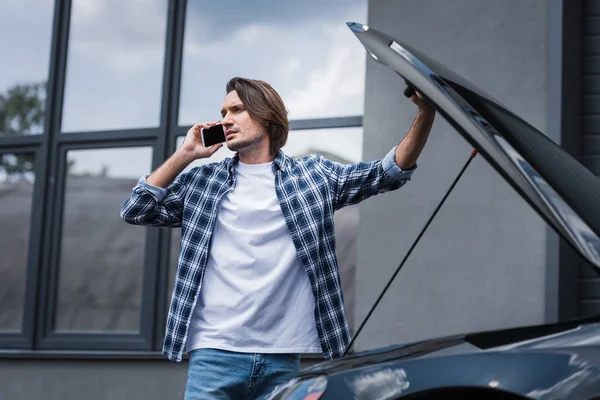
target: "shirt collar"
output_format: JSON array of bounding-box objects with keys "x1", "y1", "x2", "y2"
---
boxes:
[
  {"x1": 225, "y1": 149, "x2": 288, "y2": 175},
  {"x1": 272, "y1": 149, "x2": 287, "y2": 171}
]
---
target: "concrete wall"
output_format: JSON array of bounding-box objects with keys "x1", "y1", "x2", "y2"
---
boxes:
[
  {"x1": 0, "y1": 360, "x2": 187, "y2": 400},
  {"x1": 354, "y1": 0, "x2": 551, "y2": 350},
  {"x1": 0, "y1": 358, "x2": 320, "y2": 399}
]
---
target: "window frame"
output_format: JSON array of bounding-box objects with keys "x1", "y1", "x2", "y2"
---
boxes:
[
  {"x1": 0, "y1": 146, "x2": 45, "y2": 349},
  {"x1": 0, "y1": 0, "x2": 364, "y2": 358},
  {"x1": 37, "y1": 141, "x2": 159, "y2": 351}
]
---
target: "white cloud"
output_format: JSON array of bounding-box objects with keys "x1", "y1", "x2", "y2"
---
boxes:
[
  {"x1": 61, "y1": 0, "x2": 168, "y2": 131},
  {"x1": 284, "y1": 24, "x2": 366, "y2": 119},
  {"x1": 0, "y1": 0, "x2": 54, "y2": 91},
  {"x1": 179, "y1": 4, "x2": 367, "y2": 125},
  {"x1": 276, "y1": 57, "x2": 301, "y2": 80},
  {"x1": 73, "y1": 0, "x2": 104, "y2": 20}
]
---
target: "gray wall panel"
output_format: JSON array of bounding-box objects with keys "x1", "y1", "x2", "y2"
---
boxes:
[
  {"x1": 0, "y1": 360, "x2": 188, "y2": 400},
  {"x1": 0, "y1": 358, "x2": 322, "y2": 399}
]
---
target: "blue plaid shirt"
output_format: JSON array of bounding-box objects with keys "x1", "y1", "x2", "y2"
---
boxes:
[{"x1": 120, "y1": 146, "x2": 414, "y2": 362}]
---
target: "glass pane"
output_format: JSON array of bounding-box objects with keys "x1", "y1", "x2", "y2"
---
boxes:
[
  {"x1": 61, "y1": 0, "x2": 168, "y2": 132},
  {"x1": 54, "y1": 146, "x2": 153, "y2": 332},
  {"x1": 0, "y1": 1, "x2": 54, "y2": 136},
  {"x1": 168, "y1": 127, "x2": 362, "y2": 331},
  {"x1": 179, "y1": 0, "x2": 367, "y2": 125},
  {"x1": 283, "y1": 127, "x2": 363, "y2": 163},
  {"x1": 0, "y1": 152, "x2": 36, "y2": 332}
]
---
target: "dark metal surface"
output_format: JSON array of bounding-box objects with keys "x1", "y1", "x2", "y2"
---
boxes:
[{"x1": 285, "y1": 319, "x2": 600, "y2": 399}]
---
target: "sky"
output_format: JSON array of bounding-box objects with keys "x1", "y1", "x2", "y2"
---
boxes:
[{"x1": 0, "y1": 0, "x2": 368, "y2": 179}]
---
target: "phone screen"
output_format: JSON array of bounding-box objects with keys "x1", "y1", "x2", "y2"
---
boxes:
[{"x1": 201, "y1": 124, "x2": 226, "y2": 147}]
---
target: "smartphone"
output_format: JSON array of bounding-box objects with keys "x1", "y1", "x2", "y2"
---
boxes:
[{"x1": 201, "y1": 123, "x2": 226, "y2": 147}]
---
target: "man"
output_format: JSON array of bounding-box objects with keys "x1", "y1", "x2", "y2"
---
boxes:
[{"x1": 120, "y1": 77, "x2": 435, "y2": 399}]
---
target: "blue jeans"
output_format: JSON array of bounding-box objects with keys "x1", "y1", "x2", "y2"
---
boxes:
[{"x1": 184, "y1": 348, "x2": 300, "y2": 400}]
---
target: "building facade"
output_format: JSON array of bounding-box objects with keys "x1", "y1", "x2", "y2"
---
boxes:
[{"x1": 0, "y1": 1, "x2": 596, "y2": 399}]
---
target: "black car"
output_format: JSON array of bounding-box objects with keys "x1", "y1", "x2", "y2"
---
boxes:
[{"x1": 266, "y1": 23, "x2": 600, "y2": 400}]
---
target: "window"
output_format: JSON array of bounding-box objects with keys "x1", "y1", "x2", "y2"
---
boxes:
[
  {"x1": 178, "y1": 0, "x2": 367, "y2": 125},
  {"x1": 0, "y1": 152, "x2": 36, "y2": 332},
  {"x1": 61, "y1": 0, "x2": 169, "y2": 133},
  {"x1": 0, "y1": 0, "x2": 54, "y2": 136},
  {"x1": 0, "y1": 0, "x2": 367, "y2": 356},
  {"x1": 54, "y1": 146, "x2": 153, "y2": 332}
]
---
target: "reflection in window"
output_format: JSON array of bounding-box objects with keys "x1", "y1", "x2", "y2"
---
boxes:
[
  {"x1": 0, "y1": 1, "x2": 53, "y2": 136},
  {"x1": 0, "y1": 152, "x2": 36, "y2": 332},
  {"x1": 284, "y1": 127, "x2": 363, "y2": 162},
  {"x1": 61, "y1": 0, "x2": 168, "y2": 132},
  {"x1": 167, "y1": 127, "x2": 362, "y2": 333},
  {"x1": 179, "y1": 0, "x2": 367, "y2": 125},
  {"x1": 54, "y1": 146, "x2": 153, "y2": 332}
]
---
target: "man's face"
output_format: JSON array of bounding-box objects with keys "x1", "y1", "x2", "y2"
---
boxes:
[{"x1": 220, "y1": 90, "x2": 268, "y2": 153}]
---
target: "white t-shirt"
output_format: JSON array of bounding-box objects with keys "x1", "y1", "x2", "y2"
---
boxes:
[{"x1": 186, "y1": 160, "x2": 322, "y2": 354}]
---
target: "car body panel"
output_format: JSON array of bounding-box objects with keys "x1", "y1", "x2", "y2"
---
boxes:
[
  {"x1": 295, "y1": 321, "x2": 600, "y2": 399},
  {"x1": 321, "y1": 349, "x2": 600, "y2": 399}
]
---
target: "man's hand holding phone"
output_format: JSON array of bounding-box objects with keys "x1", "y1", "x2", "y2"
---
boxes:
[
  {"x1": 179, "y1": 121, "x2": 224, "y2": 161},
  {"x1": 146, "y1": 120, "x2": 225, "y2": 188}
]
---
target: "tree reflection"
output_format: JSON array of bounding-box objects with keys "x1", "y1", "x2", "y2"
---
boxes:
[
  {"x1": 0, "y1": 82, "x2": 45, "y2": 182},
  {"x1": 0, "y1": 82, "x2": 45, "y2": 135}
]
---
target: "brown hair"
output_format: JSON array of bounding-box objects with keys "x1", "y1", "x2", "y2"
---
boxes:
[{"x1": 225, "y1": 77, "x2": 289, "y2": 156}]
